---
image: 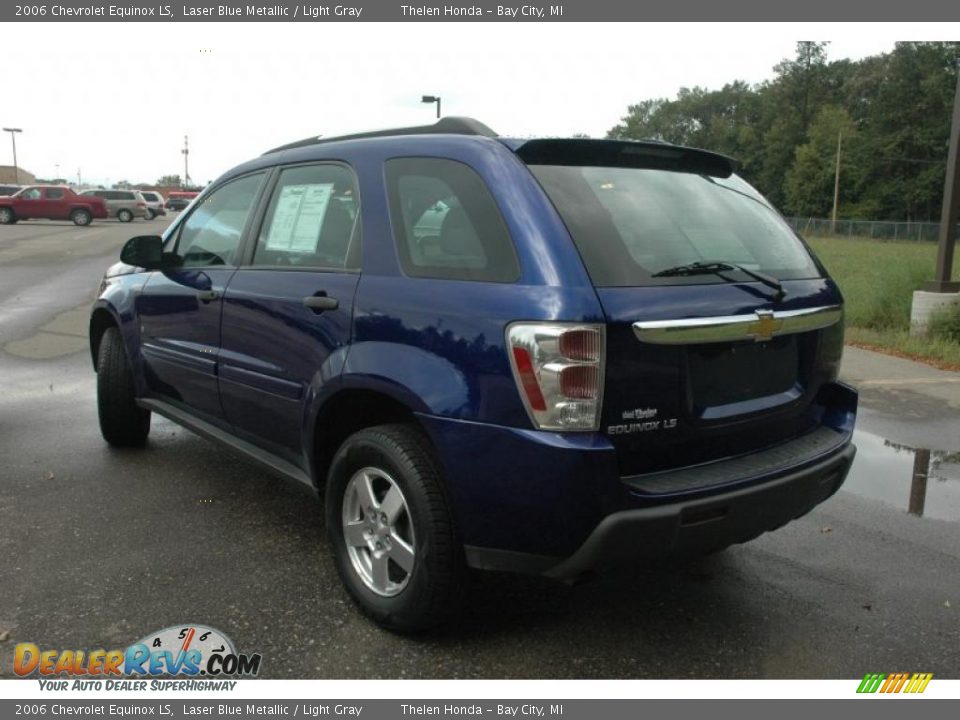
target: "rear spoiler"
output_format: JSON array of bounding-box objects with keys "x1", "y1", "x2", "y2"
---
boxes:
[{"x1": 511, "y1": 138, "x2": 737, "y2": 178}]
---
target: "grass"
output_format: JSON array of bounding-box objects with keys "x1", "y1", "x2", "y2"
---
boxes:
[{"x1": 805, "y1": 236, "x2": 960, "y2": 369}]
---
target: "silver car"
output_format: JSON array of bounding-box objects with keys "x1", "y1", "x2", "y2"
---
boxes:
[{"x1": 79, "y1": 189, "x2": 149, "y2": 222}]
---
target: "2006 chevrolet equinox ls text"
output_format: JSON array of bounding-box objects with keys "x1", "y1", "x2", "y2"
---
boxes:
[{"x1": 90, "y1": 117, "x2": 858, "y2": 631}]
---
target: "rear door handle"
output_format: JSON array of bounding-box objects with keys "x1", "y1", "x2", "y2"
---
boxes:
[
  {"x1": 303, "y1": 295, "x2": 339, "y2": 312},
  {"x1": 197, "y1": 289, "x2": 220, "y2": 302}
]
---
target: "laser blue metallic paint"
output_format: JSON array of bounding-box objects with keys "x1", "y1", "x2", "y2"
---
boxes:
[{"x1": 92, "y1": 128, "x2": 858, "y2": 570}]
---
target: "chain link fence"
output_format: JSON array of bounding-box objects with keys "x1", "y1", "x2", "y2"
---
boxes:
[{"x1": 785, "y1": 217, "x2": 959, "y2": 242}]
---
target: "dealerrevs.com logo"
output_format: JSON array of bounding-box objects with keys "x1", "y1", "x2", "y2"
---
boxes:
[{"x1": 14, "y1": 624, "x2": 261, "y2": 690}]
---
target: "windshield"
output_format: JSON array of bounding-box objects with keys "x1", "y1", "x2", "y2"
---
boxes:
[{"x1": 529, "y1": 165, "x2": 821, "y2": 287}]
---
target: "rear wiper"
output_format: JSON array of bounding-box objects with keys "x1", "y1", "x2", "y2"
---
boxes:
[{"x1": 652, "y1": 261, "x2": 786, "y2": 301}]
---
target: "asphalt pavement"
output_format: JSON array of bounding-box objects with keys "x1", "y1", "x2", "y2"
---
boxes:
[{"x1": 0, "y1": 218, "x2": 957, "y2": 679}]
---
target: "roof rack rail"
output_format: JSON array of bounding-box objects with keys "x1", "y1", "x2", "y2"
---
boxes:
[{"x1": 264, "y1": 117, "x2": 498, "y2": 155}]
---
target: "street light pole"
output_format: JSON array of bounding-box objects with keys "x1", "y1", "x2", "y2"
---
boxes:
[
  {"x1": 2, "y1": 127, "x2": 23, "y2": 184},
  {"x1": 421, "y1": 95, "x2": 441, "y2": 119}
]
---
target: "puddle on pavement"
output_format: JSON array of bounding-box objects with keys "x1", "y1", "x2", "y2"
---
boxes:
[{"x1": 845, "y1": 429, "x2": 960, "y2": 522}]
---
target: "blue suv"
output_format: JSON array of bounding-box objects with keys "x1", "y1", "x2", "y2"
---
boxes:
[{"x1": 90, "y1": 117, "x2": 858, "y2": 631}]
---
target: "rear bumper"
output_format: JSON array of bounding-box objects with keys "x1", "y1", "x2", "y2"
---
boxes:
[
  {"x1": 547, "y1": 442, "x2": 854, "y2": 579},
  {"x1": 418, "y1": 384, "x2": 857, "y2": 577},
  {"x1": 463, "y1": 442, "x2": 855, "y2": 578}
]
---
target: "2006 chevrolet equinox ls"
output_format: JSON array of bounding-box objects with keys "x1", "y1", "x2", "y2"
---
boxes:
[{"x1": 90, "y1": 117, "x2": 858, "y2": 631}]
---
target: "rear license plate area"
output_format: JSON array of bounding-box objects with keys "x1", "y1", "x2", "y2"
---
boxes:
[{"x1": 687, "y1": 336, "x2": 798, "y2": 413}]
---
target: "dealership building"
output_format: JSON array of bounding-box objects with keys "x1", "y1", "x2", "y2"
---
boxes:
[{"x1": 0, "y1": 166, "x2": 37, "y2": 184}]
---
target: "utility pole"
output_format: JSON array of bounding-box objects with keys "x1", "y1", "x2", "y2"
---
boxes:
[
  {"x1": 2, "y1": 127, "x2": 23, "y2": 184},
  {"x1": 77, "y1": 169, "x2": 82, "y2": 186},
  {"x1": 929, "y1": 72, "x2": 960, "y2": 292},
  {"x1": 830, "y1": 130, "x2": 842, "y2": 235},
  {"x1": 181, "y1": 135, "x2": 191, "y2": 189}
]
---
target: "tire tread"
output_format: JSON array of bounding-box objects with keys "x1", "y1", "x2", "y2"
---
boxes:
[{"x1": 97, "y1": 326, "x2": 150, "y2": 447}]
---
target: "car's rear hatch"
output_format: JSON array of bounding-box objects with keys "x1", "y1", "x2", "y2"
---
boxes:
[{"x1": 516, "y1": 139, "x2": 849, "y2": 486}]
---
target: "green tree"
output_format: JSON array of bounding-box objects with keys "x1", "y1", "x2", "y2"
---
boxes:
[
  {"x1": 156, "y1": 174, "x2": 182, "y2": 187},
  {"x1": 784, "y1": 105, "x2": 859, "y2": 216},
  {"x1": 606, "y1": 40, "x2": 960, "y2": 221}
]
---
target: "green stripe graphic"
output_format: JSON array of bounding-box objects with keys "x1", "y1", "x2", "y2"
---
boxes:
[{"x1": 857, "y1": 673, "x2": 886, "y2": 693}]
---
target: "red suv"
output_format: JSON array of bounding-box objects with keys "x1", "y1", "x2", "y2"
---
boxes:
[{"x1": 0, "y1": 185, "x2": 109, "y2": 226}]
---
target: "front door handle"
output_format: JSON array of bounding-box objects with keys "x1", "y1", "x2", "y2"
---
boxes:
[
  {"x1": 303, "y1": 295, "x2": 339, "y2": 313},
  {"x1": 197, "y1": 289, "x2": 220, "y2": 303}
]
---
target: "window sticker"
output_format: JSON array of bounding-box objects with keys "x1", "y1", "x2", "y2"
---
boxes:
[{"x1": 264, "y1": 183, "x2": 334, "y2": 252}]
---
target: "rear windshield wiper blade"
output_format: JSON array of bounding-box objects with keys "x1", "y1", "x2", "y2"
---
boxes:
[{"x1": 652, "y1": 261, "x2": 786, "y2": 301}]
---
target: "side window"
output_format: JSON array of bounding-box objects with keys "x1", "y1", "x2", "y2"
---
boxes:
[
  {"x1": 21, "y1": 188, "x2": 41, "y2": 200},
  {"x1": 46, "y1": 188, "x2": 64, "y2": 200},
  {"x1": 385, "y1": 157, "x2": 519, "y2": 282},
  {"x1": 253, "y1": 164, "x2": 359, "y2": 270},
  {"x1": 174, "y1": 173, "x2": 264, "y2": 268}
]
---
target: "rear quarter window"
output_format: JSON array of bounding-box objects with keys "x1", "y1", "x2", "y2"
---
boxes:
[{"x1": 385, "y1": 157, "x2": 519, "y2": 283}]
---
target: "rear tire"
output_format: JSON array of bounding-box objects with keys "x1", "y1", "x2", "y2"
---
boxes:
[
  {"x1": 96, "y1": 326, "x2": 151, "y2": 447},
  {"x1": 118, "y1": 209, "x2": 133, "y2": 223},
  {"x1": 71, "y1": 209, "x2": 92, "y2": 226},
  {"x1": 326, "y1": 424, "x2": 464, "y2": 632},
  {"x1": 0, "y1": 207, "x2": 15, "y2": 224}
]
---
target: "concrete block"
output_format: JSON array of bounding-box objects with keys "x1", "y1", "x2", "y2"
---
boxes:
[{"x1": 911, "y1": 290, "x2": 960, "y2": 335}]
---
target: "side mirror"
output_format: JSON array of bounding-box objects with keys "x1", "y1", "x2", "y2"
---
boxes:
[{"x1": 120, "y1": 235, "x2": 165, "y2": 269}]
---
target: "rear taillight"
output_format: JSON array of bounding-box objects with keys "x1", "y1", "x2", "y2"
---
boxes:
[
  {"x1": 506, "y1": 323, "x2": 605, "y2": 431},
  {"x1": 137, "y1": 202, "x2": 146, "y2": 207}
]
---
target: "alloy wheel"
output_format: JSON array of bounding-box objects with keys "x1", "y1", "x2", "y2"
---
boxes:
[{"x1": 341, "y1": 466, "x2": 416, "y2": 597}]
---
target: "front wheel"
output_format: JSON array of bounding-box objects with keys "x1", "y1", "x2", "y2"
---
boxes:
[
  {"x1": 71, "y1": 209, "x2": 92, "y2": 226},
  {"x1": 117, "y1": 209, "x2": 133, "y2": 223},
  {"x1": 0, "y1": 207, "x2": 16, "y2": 224},
  {"x1": 326, "y1": 424, "x2": 464, "y2": 632},
  {"x1": 96, "y1": 326, "x2": 151, "y2": 447}
]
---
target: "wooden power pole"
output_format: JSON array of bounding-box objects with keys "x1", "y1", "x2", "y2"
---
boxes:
[
  {"x1": 831, "y1": 130, "x2": 842, "y2": 235},
  {"x1": 929, "y1": 72, "x2": 960, "y2": 293}
]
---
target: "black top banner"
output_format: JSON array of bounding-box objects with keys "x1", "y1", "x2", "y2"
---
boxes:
[{"x1": 4, "y1": 0, "x2": 960, "y2": 21}]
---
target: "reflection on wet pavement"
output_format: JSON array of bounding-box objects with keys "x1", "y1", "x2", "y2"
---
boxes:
[{"x1": 845, "y1": 429, "x2": 960, "y2": 521}]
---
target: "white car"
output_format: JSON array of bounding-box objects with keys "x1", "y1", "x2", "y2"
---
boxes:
[{"x1": 139, "y1": 191, "x2": 167, "y2": 220}]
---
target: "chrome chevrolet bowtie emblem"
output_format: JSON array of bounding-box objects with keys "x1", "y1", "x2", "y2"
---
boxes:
[{"x1": 746, "y1": 310, "x2": 783, "y2": 342}]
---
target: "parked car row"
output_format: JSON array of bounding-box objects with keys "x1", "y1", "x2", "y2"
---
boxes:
[{"x1": 0, "y1": 186, "x2": 189, "y2": 225}]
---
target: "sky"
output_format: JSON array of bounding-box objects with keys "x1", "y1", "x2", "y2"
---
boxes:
[{"x1": 2, "y1": 22, "x2": 953, "y2": 187}]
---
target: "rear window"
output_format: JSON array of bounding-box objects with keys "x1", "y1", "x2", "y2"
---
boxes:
[{"x1": 529, "y1": 165, "x2": 821, "y2": 287}]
